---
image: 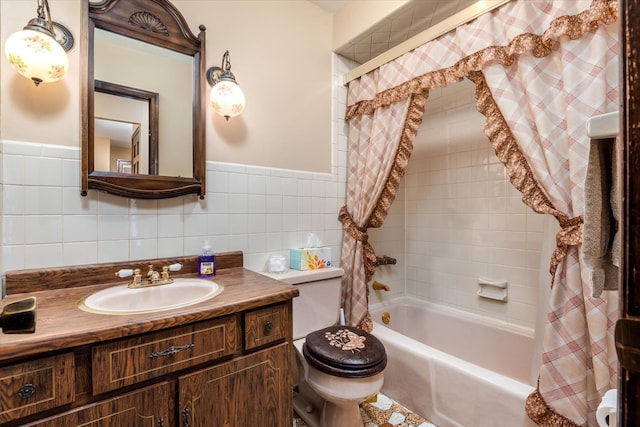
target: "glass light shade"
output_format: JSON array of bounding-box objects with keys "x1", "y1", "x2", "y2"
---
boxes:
[
  {"x1": 210, "y1": 80, "x2": 246, "y2": 120},
  {"x1": 5, "y1": 29, "x2": 68, "y2": 85}
]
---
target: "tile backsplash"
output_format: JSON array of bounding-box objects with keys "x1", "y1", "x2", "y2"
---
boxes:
[{"x1": 0, "y1": 140, "x2": 345, "y2": 274}]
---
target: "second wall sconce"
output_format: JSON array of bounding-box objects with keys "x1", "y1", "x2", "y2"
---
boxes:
[
  {"x1": 4, "y1": 0, "x2": 74, "y2": 86},
  {"x1": 206, "y1": 50, "x2": 246, "y2": 121}
]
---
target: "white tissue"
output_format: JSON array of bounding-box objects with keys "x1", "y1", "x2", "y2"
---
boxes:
[
  {"x1": 596, "y1": 389, "x2": 617, "y2": 427},
  {"x1": 305, "y1": 232, "x2": 324, "y2": 248}
]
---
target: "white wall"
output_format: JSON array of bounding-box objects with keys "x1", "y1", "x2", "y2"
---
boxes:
[{"x1": 369, "y1": 80, "x2": 543, "y2": 329}]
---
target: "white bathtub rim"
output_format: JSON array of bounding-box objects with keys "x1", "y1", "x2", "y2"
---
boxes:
[
  {"x1": 371, "y1": 317, "x2": 536, "y2": 392},
  {"x1": 369, "y1": 295, "x2": 535, "y2": 339}
]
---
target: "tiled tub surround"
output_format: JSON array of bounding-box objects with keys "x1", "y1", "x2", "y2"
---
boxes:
[
  {"x1": 370, "y1": 298, "x2": 536, "y2": 427},
  {"x1": 0, "y1": 140, "x2": 345, "y2": 276},
  {"x1": 369, "y1": 80, "x2": 544, "y2": 330}
]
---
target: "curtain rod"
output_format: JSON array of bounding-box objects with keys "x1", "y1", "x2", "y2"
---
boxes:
[{"x1": 343, "y1": 0, "x2": 513, "y2": 85}]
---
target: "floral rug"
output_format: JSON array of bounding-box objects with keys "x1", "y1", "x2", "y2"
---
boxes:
[{"x1": 293, "y1": 393, "x2": 436, "y2": 427}]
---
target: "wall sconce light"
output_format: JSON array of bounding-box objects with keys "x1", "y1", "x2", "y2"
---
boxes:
[
  {"x1": 206, "y1": 50, "x2": 246, "y2": 121},
  {"x1": 4, "y1": 0, "x2": 74, "y2": 86}
]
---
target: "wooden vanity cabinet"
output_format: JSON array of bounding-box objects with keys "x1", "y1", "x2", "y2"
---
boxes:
[
  {"x1": 3, "y1": 302, "x2": 293, "y2": 427},
  {"x1": 2, "y1": 254, "x2": 298, "y2": 427}
]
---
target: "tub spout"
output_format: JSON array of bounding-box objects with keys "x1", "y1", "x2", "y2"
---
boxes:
[{"x1": 372, "y1": 281, "x2": 390, "y2": 291}]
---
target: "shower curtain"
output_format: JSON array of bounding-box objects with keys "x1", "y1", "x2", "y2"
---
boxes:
[{"x1": 341, "y1": 0, "x2": 618, "y2": 425}]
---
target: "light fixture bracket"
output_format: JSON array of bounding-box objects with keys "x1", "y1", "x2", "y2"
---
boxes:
[
  {"x1": 22, "y1": 0, "x2": 74, "y2": 52},
  {"x1": 206, "y1": 50, "x2": 238, "y2": 85}
]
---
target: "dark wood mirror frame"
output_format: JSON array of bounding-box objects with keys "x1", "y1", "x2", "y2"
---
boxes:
[{"x1": 81, "y1": 0, "x2": 206, "y2": 199}]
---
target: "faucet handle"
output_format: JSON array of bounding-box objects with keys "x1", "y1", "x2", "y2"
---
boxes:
[{"x1": 115, "y1": 269, "x2": 134, "y2": 278}]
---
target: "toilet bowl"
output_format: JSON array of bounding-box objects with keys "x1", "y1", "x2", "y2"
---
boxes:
[{"x1": 261, "y1": 267, "x2": 386, "y2": 427}]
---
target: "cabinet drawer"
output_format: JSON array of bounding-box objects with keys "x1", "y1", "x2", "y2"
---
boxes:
[
  {"x1": 92, "y1": 315, "x2": 240, "y2": 394},
  {"x1": 244, "y1": 303, "x2": 290, "y2": 350},
  {"x1": 0, "y1": 353, "x2": 75, "y2": 424}
]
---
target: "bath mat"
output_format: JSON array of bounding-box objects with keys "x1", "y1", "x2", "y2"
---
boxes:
[{"x1": 292, "y1": 392, "x2": 436, "y2": 427}]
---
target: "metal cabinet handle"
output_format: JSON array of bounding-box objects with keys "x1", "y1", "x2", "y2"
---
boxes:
[
  {"x1": 182, "y1": 408, "x2": 191, "y2": 427},
  {"x1": 18, "y1": 383, "x2": 36, "y2": 398},
  {"x1": 264, "y1": 320, "x2": 273, "y2": 334},
  {"x1": 149, "y1": 343, "x2": 194, "y2": 358}
]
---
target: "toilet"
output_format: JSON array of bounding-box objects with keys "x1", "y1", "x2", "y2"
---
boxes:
[{"x1": 262, "y1": 267, "x2": 386, "y2": 427}]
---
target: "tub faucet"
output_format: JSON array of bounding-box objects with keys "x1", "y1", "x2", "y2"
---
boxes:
[{"x1": 372, "y1": 281, "x2": 390, "y2": 291}]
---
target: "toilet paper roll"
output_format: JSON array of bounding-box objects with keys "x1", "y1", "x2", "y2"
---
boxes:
[{"x1": 596, "y1": 389, "x2": 617, "y2": 427}]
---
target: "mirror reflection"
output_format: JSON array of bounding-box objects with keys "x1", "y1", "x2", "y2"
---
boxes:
[
  {"x1": 94, "y1": 117, "x2": 140, "y2": 173},
  {"x1": 94, "y1": 80, "x2": 157, "y2": 175},
  {"x1": 94, "y1": 28, "x2": 193, "y2": 178}
]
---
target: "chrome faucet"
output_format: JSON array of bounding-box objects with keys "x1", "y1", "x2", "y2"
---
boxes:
[{"x1": 116, "y1": 263, "x2": 182, "y2": 288}]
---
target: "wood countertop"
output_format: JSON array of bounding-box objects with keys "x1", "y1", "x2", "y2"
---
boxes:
[{"x1": 0, "y1": 253, "x2": 299, "y2": 363}]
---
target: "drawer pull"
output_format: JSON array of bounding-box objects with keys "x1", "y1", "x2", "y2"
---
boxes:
[
  {"x1": 182, "y1": 408, "x2": 191, "y2": 427},
  {"x1": 264, "y1": 321, "x2": 274, "y2": 334},
  {"x1": 18, "y1": 383, "x2": 36, "y2": 398},
  {"x1": 149, "y1": 343, "x2": 195, "y2": 358}
]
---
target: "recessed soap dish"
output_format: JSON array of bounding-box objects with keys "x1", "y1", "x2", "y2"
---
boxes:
[{"x1": 477, "y1": 277, "x2": 508, "y2": 302}]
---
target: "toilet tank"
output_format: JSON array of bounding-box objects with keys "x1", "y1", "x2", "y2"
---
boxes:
[{"x1": 261, "y1": 267, "x2": 344, "y2": 340}]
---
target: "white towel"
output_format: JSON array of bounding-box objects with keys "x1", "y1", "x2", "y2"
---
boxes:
[{"x1": 582, "y1": 138, "x2": 619, "y2": 298}]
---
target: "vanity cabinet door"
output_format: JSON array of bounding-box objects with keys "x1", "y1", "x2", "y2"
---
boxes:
[
  {"x1": 21, "y1": 381, "x2": 173, "y2": 427},
  {"x1": 0, "y1": 353, "x2": 74, "y2": 424},
  {"x1": 179, "y1": 342, "x2": 293, "y2": 427}
]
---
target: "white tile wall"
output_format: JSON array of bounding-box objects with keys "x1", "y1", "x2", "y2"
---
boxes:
[
  {"x1": 369, "y1": 80, "x2": 543, "y2": 329},
  {"x1": 0, "y1": 145, "x2": 351, "y2": 273},
  {"x1": 0, "y1": 142, "x2": 348, "y2": 274}
]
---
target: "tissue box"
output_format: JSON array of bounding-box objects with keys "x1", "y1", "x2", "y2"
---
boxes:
[{"x1": 290, "y1": 248, "x2": 332, "y2": 270}]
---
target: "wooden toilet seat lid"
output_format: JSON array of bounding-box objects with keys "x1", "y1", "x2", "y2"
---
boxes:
[{"x1": 302, "y1": 325, "x2": 387, "y2": 378}]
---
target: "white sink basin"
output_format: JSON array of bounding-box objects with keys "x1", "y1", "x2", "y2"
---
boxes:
[{"x1": 79, "y1": 278, "x2": 223, "y2": 314}]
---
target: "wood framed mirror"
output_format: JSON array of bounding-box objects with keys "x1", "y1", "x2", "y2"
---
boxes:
[{"x1": 81, "y1": 0, "x2": 206, "y2": 199}]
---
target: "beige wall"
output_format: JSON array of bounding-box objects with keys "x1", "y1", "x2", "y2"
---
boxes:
[
  {"x1": 1, "y1": 0, "x2": 333, "y2": 173},
  {"x1": 1, "y1": 0, "x2": 82, "y2": 148}
]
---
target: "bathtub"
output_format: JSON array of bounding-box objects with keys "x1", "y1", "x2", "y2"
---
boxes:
[{"x1": 370, "y1": 297, "x2": 537, "y2": 427}]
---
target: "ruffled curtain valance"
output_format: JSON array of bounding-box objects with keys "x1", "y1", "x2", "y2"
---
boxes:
[{"x1": 346, "y1": 0, "x2": 616, "y2": 120}]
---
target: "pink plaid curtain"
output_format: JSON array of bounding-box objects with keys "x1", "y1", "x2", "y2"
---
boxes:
[
  {"x1": 339, "y1": 91, "x2": 426, "y2": 330},
  {"x1": 344, "y1": 0, "x2": 618, "y2": 424},
  {"x1": 478, "y1": 6, "x2": 619, "y2": 425}
]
